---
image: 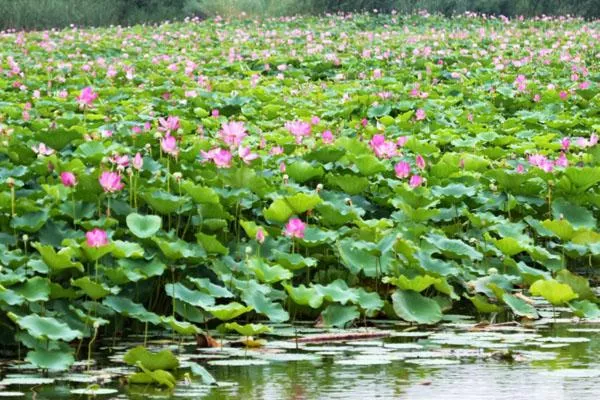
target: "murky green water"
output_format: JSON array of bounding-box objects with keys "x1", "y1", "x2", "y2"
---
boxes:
[{"x1": 2, "y1": 310, "x2": 600, "y2": 399}]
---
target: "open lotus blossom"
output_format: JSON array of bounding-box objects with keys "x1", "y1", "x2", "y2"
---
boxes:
[
  {"x1": 561, "y1": 138, "x2": 570, "y2": 151},
  {"x1": 201, "y1": 148, "x2": 232, "y2": 168},
  {"x1": 415, "y1": 108, "x2": 426, "y2": 121},
  {"x1": 409, "y1": 175, "x2": 424, "y2": 188},
  {"x1": 158, "y1": 116, "x2": 180, "y2": 134},
  {"x1": 31, "y1": 142, "x2": 55, "y2": 156},
  {"x1": 397, "y1": 136, "x2": 408, "y2": 147},
  {"x1": 516, "y1": 164, "x2": 525, "y2": 174},
  {"x1": 369, "y1": 134, "x2": 397, "y2": 158},
  {"x1": 284, "y1": 218, "x2": 306, "y2": 239},
  {"x1": 110, "y1": 154, "x2": 129, "y2": 169},
  {"x1": 256, "y1": 228, "x2": 265, "y2": 244},
  {"x1": 321, "y1": 130, "x2": 334, "y2": 144},
  {"x1": 285, "y1": 120, "x2": 311, "y2": 144},
  {"x1": 416, "y1": 154, "x2": 426, "y2": 170},
  {"x1": 555, "y1": 152, "x2": 569, "y2": 168},
  {"x1": 311, "y1": 116, "x2": 320, "y2": 125},
  {"x1": 238, "y1": 146, "x2": 258, "y2": 164},
  {"x1": 86, "y1": 228, "x2": 109, "y2": 248},
  {"x1": 77, "y1": 86, "x2": 98, "y2": 107},
  {"x1": 528, "y1": 154, "x2": 554, "y2": 172},
  {"x1": 395, "y1": 161, "x2": 411, "y2": 179},
  {"x1": 60, "y1": 172, "x2": 77, "y2": 187},
  {"x1": 99, "y1": 171, "x2": 124, "y2": 192},
  {"x1": 161, "y1": 134, "x2": 178, "y2": 156},
  {"x1": 220, "y1": 121, "x2": 247, "y2": 146},
  {"x1": 133, "y1": 153, "x2": 143, "y2": 170}
]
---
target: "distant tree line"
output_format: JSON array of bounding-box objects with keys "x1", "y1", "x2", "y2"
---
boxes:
[{"x1": 1, "y1": 0, "x2": 599, "y2": 30}]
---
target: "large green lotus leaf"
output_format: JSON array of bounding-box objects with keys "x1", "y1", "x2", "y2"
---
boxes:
[
  {"x1": 551, "y1": 199, "x2": 596, "y2": 229},
  {"x1": 0, "y1": 288, "x2": 24, "y2": 306},
  {"x1": 285, "y1": 193, "x2": 322, "y2": 213},
  {"x1": 493, "y1": 237, "x2": 527, "y2": 256},
  {"x1": 384, "y1": 275, "x2": 440, "y2": 292},
  {"x1": 181, "y1": 182, "x2": 220, "y2": 204},
  {"x1": 367, "y1": 104, "x2": 391, "y2": 118},
  {"x1": 561, "y1": 167, "x2": 600, "y2": 193},
  {"x1": 223, "y1": 322, "x2": 271, "y2": 336},
  {"x1": 126, "y1": 213, "x2": 162, "y2": 238},
  {"x1": 81, "y1": 243, "x2": 115, "y2": 262},
  {"x1": 189, "y1": 362, "x2": 217, "y2": 386},
  {"x1": 425, "y1": 234, "x2": 483, "y2": 261},
  {"x1": 271, "y1": 250, "x2": 317, "y2": 270},
  {"x1": 355, "y1": 288, "x2": 384, "y2": 314},
  {"x1": 72, "y1": 277, "x2": 117, "y2": 300},
  {"x1": 74, "y1": 141, "x2": 106, "y2": 162},
  {"x1": 282, "y1": 283, "x2": 323, "y2": 308},
  {"x1": 132, "y1": 364, "x2": 177, "y2": 388},
  {"x1": 556, "y1": 270, "x2": 595, "y2": 301},
  {"x1": 26, "y1": 348, "x2": 75, "y2": 371},
  {"x1": 239, "y1": 220, "x2": 268, "y2": 239},
  {"x1": 248, "y1": 257, "x2": 293, "y2": 283},
  {"x1": 10, "y1": 210, "x2": 49, "y2": 233},
  {"x1": 141, "y1": 191, "x2": 187, "y2": 214},
  {"x1": 164, "y1": 283, "x2": 215, "y2": 309},
  {"x1": 431, "y1": 183, "x2": 476, "y2": 198},
  {"x1": 14, "y1": 277, "x2": 51, "y2": 302},
  {"x1": 152, "y1": 237, "x2": 206, "y2": 259},
  {"x1": 350, "y1": 154, "x2": 387, "y2": 176},
  {"x1": 188, "y1": 278, "x2": 234, "y2": 298},
  {"x1": 195, "y1": 232, "x2": 228, "y2": 255},
  {"x1": 315, "y1": 280, "x2": 358, "y2": 305},
  {"x1": 123, "y1": 346, "x2": 179, "y2": 371},
  {"x1": 242, "y1": 290, "x2": 289, "y2": 322},
  {"x1": 502, "y1": 294, "x2": 539, "y2": 319},
  {"x1": 103, "y1": 296, "x2": 161, "y2": 325},
  {"x1": 8, "y1": 313, "x2": 83, "y2": 342},
  {"x1": 300, "y1": 227, "x2": 338, "y2": 247},
  {"x1": 304, "y1": 147, "x2": 346, "y2": 163},
  {"x1": 569, "y1": 300, "x2": 600, "y2": 319},
  {"x1": 111, "y1": 241, "x2": 144, "y2": 259},
  {"x1": 316, "y1": 202, "x2": 360, "y2": 226},
  {"x1": 161, "y1": 316, "x2": 201, "y2": 335},
  {"x1": 326, "y1": 174, "x2": 369, "y2": 195},
  {"x1": 529, "y1": 279, "x2": 578, "y2": 305},
  {"x1": 414, "y1": 251, "x2": 459, "y2": 276},
  {"x1": 337, "y1": 238, "x2": 378, "y2": 277},
  {"x1": 118, "y1": 258, "x2": 166, "y2": 279},
  {"x1": 321, "y1": 304, "x2": 360, "y2": 328},
  {"x1": 32, "y1": 243, "x2": 84, "y2": 273},
  {"x1": 205, "y1": 302, "x2": 253, "y2": 321},
  {"x1": 541, "y1": 219, "x2": 575, "y2": 241},
  {"x1": 263, "y1": 198, "x2": 294, "y2": 222},
  {"x1": 468, "y1": 274, "x2": 515, "y2": 298},
  {"x1": 286, "y1": 161, "x2": 324, "y2": 183},
  {"x1": 391, "y1": 290, "x2": 443, "y2": 324},
  {"x1": 468, "y1": 294, "x2": 503, "y2": 313}
]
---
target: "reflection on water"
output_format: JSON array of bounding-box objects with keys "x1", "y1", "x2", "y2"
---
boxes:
[{"x1": 2, "y1": 319, "x2": 600, "y2": 400}]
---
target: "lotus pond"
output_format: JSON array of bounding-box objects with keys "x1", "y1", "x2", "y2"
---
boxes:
[{"x1": 0, "y1": 10, "x2": 600, "y2": 399}]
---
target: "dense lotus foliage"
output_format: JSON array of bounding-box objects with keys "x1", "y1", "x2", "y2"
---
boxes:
[{"x1": 1, "y1": 12, "x2": 600, "y2": 371}]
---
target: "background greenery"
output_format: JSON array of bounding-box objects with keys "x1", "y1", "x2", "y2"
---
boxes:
[{"x1": 1, "y1": 0, "x2": 599, "y2": 30}]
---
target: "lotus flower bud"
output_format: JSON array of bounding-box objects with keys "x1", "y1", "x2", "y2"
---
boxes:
[
  {"x1": 245, "y1": 246, "x2": 253, "y2": 255},
  {"x1": 173, "y1": 172, "x2": 183, "y2": 181},
  {"x1": 487, "y1": 268, "x2": 498, "y2": 275},
  {"x1": 22, "y1": 234, "x2": 29, "y2": 242},
  {"x1": 6, "y1": 177, "x2": 14, "y2": 187},
  {"x1": 316, "y1": 184, "x2": 323, "y2": 193}
]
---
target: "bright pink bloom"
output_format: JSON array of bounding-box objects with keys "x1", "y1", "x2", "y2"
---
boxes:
[
  {"x1": 285, "y1": 121, "x2": 311, "y2": 144},
  {"x1": 32, "y1": 142, "x2": 55, "y2": 156},
  {"x1": 86, "y1": 228, "x2": 108, "y2": 248},
  {"x1": 284, "y1": 218, "x2": 306, "y2": 239},
  {"x1": 279, "y1": 162, "x2": 286, "y2": 173},
  {"x1": 161, "y1": 134, "x2": 178, "y2": 156},
  {"x1": 201, "y1": 148, "x2": 232, "y2": 168},
  {"x1": 409, "y1": 175, "x2": 423, "y2": 188},
  {"x1": 415, "y1": 108, "x2": 426, "y2": 121},
  {"x1": 559, "y1": 91, "x2": 568, "y2": 100},
  {"x1": 416, "y1": 155, "x2": 426, "y2": 170},
  {"x1": 516, "y1": 164, "x2": 525, "y2": 174},
  {"x1": 561, "y1": 138, "x2": 570, "y2": 151},
  {"x1": 369, "y1": 134, "x2": 397, "y2": 159},
  {"x1": 395, "y1": 161, "x2": 411, "y2": 179},
  {"x1": 311, "y1": 116, "x2": 321, "y2": 125},
  {"x1": 322, "y1": 130, "x2": 334, "y2": 144},
  {"x1": 212, "y1": 109, "x2": 219, "y2": 117},
  {"x1": 77, "y1": 87, "x2": 98, "y2": 107},
  {"x1": 397, "y1": 136, "x2": 408, "y2": 147},
  {"x1": 555, "y1": 152, "x2": 569, "y2": 168},
  {"x1": 60, "y1": 172, "x2": 77, "y2": 187},
  {"x1": 133, "y1": 153, "x2": 143, "y2": 170},
  {"x1": 158, "y1": 116, "x2": 180, "y2": 134},
  {"x1": 270, "y1": 146, "x2": 284, "y2": 155},
  {"x1": 220, "y1": 121, "x2": 247, "y2": 146},
  {"x1": 99, "y1": 171, "x2": 124, "y2": 193},
  {"x1": 111, "y1": 154, "x2": 129, "y2": 169},
  {"x1": 256, "y1": 228, "x2": 265, "y2": 244},
  {"x1": 238, "y1": 146, "x2": 258, "y2": 164},
  {"x1": 591, "y1": 134, "x2": 599, "y2": 146}
]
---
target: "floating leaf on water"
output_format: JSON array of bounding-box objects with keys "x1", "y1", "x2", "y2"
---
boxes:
[
  {"x1": 405, "y1": 358, "x2": 460, "y2": 366},
  {"x1": 70, "y1": 388, "x2": 119, "y2": 395},
  {"x1": 0, "y1": 377, "x2": 55, "y2": 385},
  {"x1": 207, "y1": 359, "x2": 270, "y2": 367},
  {"x1": 123, "y1": 346, "x2": 179, "y2": 371}
]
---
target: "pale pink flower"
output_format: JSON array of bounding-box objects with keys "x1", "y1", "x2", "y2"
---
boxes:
[
  {"x1": 322, "y1": 130, "x2": 334, "y2": 144},
  {"x1": 201, "y1": 148, "x2": 232, "y2": 168},
  {"x1": 415, "y1": 108, "x2": 426, "y2": 121},
  {"x1": 270, "y1": 146, "x2": 284, "y2": 155},
  {"x1": 161, "y1": 134, "x2": 178, "y2": 156},
  {"x1": 559, "y1": 91, "x2": 568, "y2": 100},
  {"x1": 99, "y1": 171, "x2": 124, "y2": 193},
  {"x1": 311, "y1": 116, "x2": 321, "y2": 125},
  {"x1": 397, "y1": 136, "x2": 408, "y2": 147},
  {"x1": 77, "y1": 87, "x2": 98, "y2": 107},
  {"x1": 561, "y1": 138, "x2": 570, "y2": 151},
  {"x1": 555, "y1": 152, "x2": 569, "y2": 168},
  {"x1": 32, "y1": 143, "x2": 55, "y2": 156},
  {"x1": 285, "y1": 121, "x2": 311, "y2": 144},
  {"x1": 60, "y1": 172, "x2": 77, "y2": 187},
  {"x1": 212, "y1": 109, "x2": 219, "y2": 117},
  {"x1": 158, "y1": 116, "x2": 180, "y2": 134},
  {"x1": 279, "y1": 162, "x2": 286, "y2": 173},
  {"x1": 409, "y1": 175, "x2": 423, "y2": 188},
  {"x1": 516, "y1": 164, "x2": 525, "y2": 174},
  {"x1": 86, "y1": 228, "x2": 108, "y2": 248},
  {"x1": 256, "y1": 228, "x2": 265, "y2": 244},
  {"x1": 395, "y1": 161, "x2": 411, "y2": 179},
  {"x1": 369, "y1": 134, "x2": 397, "y2": 159},
  {"x1": 416, "y1": 154, "x2": 426, "y2": 170},
  {"x1": 133, "y1": 153, "x2": 143, "y2": 170},
  {"x1": 220, "y1": 121, "x2": 247, "y2": 146},
  {"x1": 284, "y1": 218, "x2": 306, "y2": 239},
  {"x1": 238, "y1": 146, "x2": 258, "y2": 164}
]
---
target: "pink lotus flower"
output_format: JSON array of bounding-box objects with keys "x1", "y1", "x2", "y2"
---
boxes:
[
  {"x1": 395, "y1": 161, "x2": 411, "y2": 179},
  {"x1": 285, "y1": 121, "x2": 312, "y2": 144},
  {"x1": 220, "y1": 121, "x2": 247, "y2": 146},
  {"x1": 416, "y1": 155, "x2": 426, "y2": 170},
  {"x1": 415, "y1": 108, "x2": 426, "y2": 121},
  {"x1": 133, "y1": 153, "x2": 143, "y2": 170},
  {"x1": 201, "y1": 148, "x2": 232, "y2": 168},
  {"x1": 311, "y1": 116, "x2": 321, "y2": 125},
  {"x1": 409, "y1": 175, "x2": 423, "y2": 188},
  {"x1": 158, "y1": 116, "x2": 180, "y2": 134},
  {"x1": 369, "y1": 134, "x2": 397, "y2": 159},
  {"x1": 559, "y1": 91, "x2": 568, "y2": 100},
  {"x1": 60, "y1": 172, "x2": 77, "y2": 187},
  {"x1": 270, "y1": 146, "x2": 284, "y2": 155},
  {"x1": 31, "y1": 142, "x2": 55, "y2": 156},
  {"x1": 279, "y1": 162, "x2": 286, "y2": 173},
  {"x1": 99, "y1": 171, "x2": 124, "y2": 193},
  {"x1": 516, "y1": 164, "x2": 525, "y2": 174},
  {"x1": 111, "y1": 154, "x2": 129, "y2": 169},
  {"x1": 561, "y1": 138, "x2": 570, "y2": 151},
  {"x1": 322, "y1": 130, "x2": 334, "y2": 144},
  {"x1": 284, "y1": 218, "x2": 306, "y2": 239},
  {"x1": 77, "y1": 87, "x2": 98, "y2": 107},
  {"x1": 161, "y1": 134, "x2": 178, "y2": 156},
  {"x1": 256, "y1": 228, "x2": 265, "y2": 244},
  {"x1": 86, "y1": 228, "x2": 108, "y2": 248},
  {"x1": 238, "y1": 146, "x2": 258, "y2": 164},
  {"x1": 397, "y1": 136, "x2": 408, "y2": 147},
  {"x1": 212, "y1": 109, "x2": 219, "y2": 117},
  {"x1": 555, "y1": 152, "x2": 569, "y2": 168}
]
